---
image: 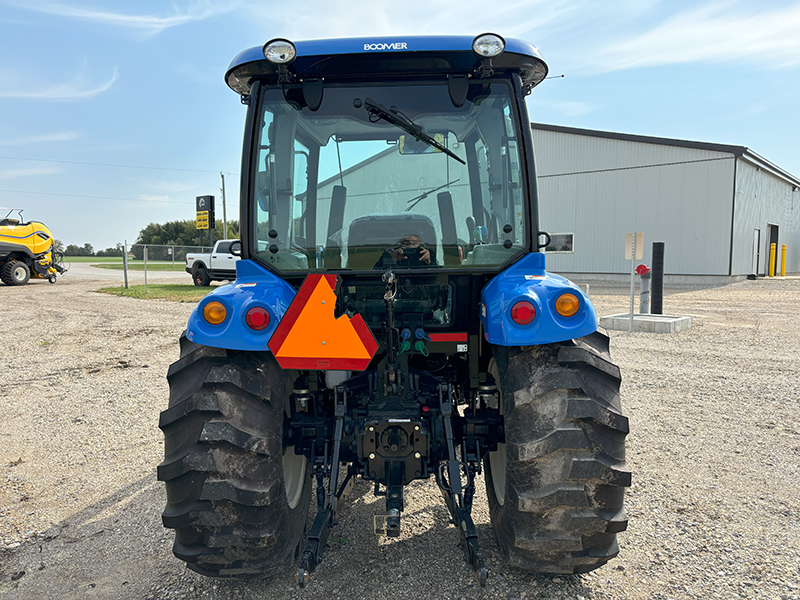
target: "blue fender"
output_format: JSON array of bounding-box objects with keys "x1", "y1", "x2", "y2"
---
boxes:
[
  {"x1": 188, "y1": 254, "x2": 596, "y2": 351},
  {"x1": 480, "y1": 253, "x2": 597, "y2": 346},
  {"x1": 185, "y1": 260, "x2": 296, "y2": 351}
]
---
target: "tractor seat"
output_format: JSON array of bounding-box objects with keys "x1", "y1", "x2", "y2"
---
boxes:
[{"x1": 346, "y1": 214, "x2": 436, "y2": 270}]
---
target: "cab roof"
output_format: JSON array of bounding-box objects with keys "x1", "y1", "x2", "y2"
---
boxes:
[{"x1": 226, "y1": 35, "x2": 548, "y2": 96}]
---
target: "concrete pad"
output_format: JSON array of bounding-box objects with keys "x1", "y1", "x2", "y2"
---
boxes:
[{"x1": 599, "y1": 313, "x2": 692, "y2": 333}]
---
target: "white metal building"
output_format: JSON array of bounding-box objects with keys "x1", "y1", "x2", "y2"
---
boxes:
[{"x1": 533, "y1": 124, "x2": 800, "y2": 282}]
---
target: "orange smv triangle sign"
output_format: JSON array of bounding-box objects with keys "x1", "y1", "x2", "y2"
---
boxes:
[{"x1": 268, "y1": 274, "x2": 378, "y2": 370}]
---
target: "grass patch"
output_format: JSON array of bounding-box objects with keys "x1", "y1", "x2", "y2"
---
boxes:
[
  {"x1": 96, "y1": 283, "x2": 211, "y2": 302},
  {"x1": 92, "y1": 262, "x2": 183, "y2": 271},
  {"x1": 65, "y1": 256, "x2": 124, "y2": 263}
]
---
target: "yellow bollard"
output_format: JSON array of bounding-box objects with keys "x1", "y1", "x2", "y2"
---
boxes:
[
  {"x1": 781, "y1": 244, "x2": 787, "y2": 277},
  {"x1": 769, "y1": 243, "x2": 776, "y2": 277}
]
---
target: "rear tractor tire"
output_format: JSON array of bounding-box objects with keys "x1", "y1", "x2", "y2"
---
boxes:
[
  {"x1": 1, "y1": 260, "x2": 30, "y2": 286},
  {"x1": 486, "y1": 329, "x2": 630, "y2": 574},
  {"x1": 158, "y1": 334, "x2": 311, "y2": 578}
]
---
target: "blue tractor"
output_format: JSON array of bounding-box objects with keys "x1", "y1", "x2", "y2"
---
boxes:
[{"x1": 158, "y1": 34, "x2": 630, "y2": 587}]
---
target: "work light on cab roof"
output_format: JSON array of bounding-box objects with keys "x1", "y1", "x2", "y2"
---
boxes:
[
  {"x1": 472, "y1": 33, "x2": 505, "y2": 57},
  {"x1": 263, "y1": 38, "x2": 297, "y2": 64}
]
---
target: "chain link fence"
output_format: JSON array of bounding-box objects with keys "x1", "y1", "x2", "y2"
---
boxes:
[
  {"x1": 121, "y1": 243, "x2": 216, "y2": 289},
  {"x1": 126, "y1": 243, "x2": 215, "y2": 263}
]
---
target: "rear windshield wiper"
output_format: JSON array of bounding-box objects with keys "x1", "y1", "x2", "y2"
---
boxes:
[
  {"x1": 363, "y1": 98, "x2": 466, "y2": 165},
  {"x1": 406, "y1": 179, "x2": 461, "y2": 211}
]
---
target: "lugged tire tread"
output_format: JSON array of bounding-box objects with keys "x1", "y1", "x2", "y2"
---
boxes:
[
  {"x1": 199, "y1": 422, "x2": 282, "y2": 455},
  {"x1": 199, "y1": 480, "x2": 281, "y2": 506},
  {"x1": 159, "y1": 333, "x2": 311, "y2": 579},
  {"x1": 486, "y1": 329, "x2": 630, "y2": 574},
  {"x1": 566, "y1": 397, "x2": 629, "y2": 433},
  {"x1": 159, "y1": 393, "x2": 221, "y2": 428},
  {"x1": 557, "y1": 346, "x2": 621, "y2": 381}
]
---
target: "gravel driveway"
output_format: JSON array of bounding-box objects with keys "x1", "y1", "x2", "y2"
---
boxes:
[{"x1": 1, "y1": 265, "x2": 798, "y2": 600}]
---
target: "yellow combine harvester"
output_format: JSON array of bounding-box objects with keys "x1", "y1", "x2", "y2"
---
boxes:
[{"x1": 0, "y1": 208, "x2": 65, "y2": 285}]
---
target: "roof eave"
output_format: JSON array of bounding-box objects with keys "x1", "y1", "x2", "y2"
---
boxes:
[
  {"x1": 531, "y1": 122, "x2": 800, "y2": 188},
  {"x1": 531, "y1": 122, "x2": 747, "y2": 156}
]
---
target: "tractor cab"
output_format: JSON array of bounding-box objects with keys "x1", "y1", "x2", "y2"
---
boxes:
[{"x1": 228, "y1": 36, "x2": 548, "y2": 272}]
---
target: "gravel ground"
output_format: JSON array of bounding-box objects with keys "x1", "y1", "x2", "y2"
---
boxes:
[{"x1": 0, "y1": 266, "x2": 798, "y2": 600}]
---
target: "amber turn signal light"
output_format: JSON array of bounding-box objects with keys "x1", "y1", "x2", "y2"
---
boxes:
[
  {"x1": 202, "y1": 301, "x2": 227, "y2": 325},
  {"x1": 555, "y1": 293, "x2": 580, "y2": 317}
]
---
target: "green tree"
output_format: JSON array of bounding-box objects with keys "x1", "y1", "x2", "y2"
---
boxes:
[
  {"x1": 65, "y1": 244, "x2": 93, "y2": 256},
  {"x1": 135, "y1": 219, "x2": 240, "y2": 249},
  {"x1": 96, "y1": 243, "x2": 124, "y2": 257}
]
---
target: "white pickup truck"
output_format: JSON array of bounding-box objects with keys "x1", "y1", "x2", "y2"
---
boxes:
[{"x1": 185, "y1": 239, "x2": 240, "y2": 286}]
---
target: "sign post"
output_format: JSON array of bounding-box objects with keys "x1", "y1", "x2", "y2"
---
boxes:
[
  {"x1": 625, "y1": 232, "x2": 643, "y2": 332},
  {"x1": 122, "y1": 240, "x2": 129, "y2": 289},
  {"x1": 196, "y1": 195, "x2": 215, "y2": 248}
]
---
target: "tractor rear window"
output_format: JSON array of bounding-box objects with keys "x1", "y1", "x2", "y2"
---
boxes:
[{"x1": 251, "y1": 81, "x2": 528, "y2": 272}]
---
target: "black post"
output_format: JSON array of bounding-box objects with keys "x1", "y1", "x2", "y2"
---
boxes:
[{"x1": 652, "y1": 242, "x2": 665, "y2": 314}]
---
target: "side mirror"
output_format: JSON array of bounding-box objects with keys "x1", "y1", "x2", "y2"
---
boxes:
[{"x1": 230, "y1": 240, "x2": 242, "y2": 256}]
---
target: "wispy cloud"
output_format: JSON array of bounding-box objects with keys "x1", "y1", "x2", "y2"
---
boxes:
[
  {"x1": 0, "y1": 131, "x2": 80, "y2": 146},
  {"x1": 243, "y1": 0, "x2": 568, "y2": 40},
  {"x1": 527, "y1": 96, "x2": 596, "y2": 120},
  {"x1": 551, "y1": 100, "x2": 594, "y2": 118},
  {"x1": 0, "y1": 167, "x2": 61, "y2": 181},
  {"x1": 597, "y1": 2, "x2": 800, "y2": 71},
  {"x1": 0, "y1": 66, "x2": 117, "y2": 100},
  {"x1": 135, "y1": 193, "x2": 194, "y2": 206},
  {"x1": 8, "y1": 1, "x2": 236, "y2": 36},
  {"x1": 137, "y1": 180, "x2": 197, "y2": 195}
]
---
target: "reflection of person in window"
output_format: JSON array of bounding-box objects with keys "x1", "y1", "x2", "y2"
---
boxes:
[{"x1": 374, "y1": 234, "x2": 436, "y2": 268}]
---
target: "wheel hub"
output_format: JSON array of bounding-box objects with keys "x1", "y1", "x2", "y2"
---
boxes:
[
  {"x1": 283, "y1": 450, "x2": 307, "y2": 509},
  {"x1": 488, "y1": 442, "x2": 507, "y2": 505}
]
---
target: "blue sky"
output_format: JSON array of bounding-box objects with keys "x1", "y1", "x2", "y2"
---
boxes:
[{"x1": 1, "y1": 0, "x2": 799, "y2": 251}]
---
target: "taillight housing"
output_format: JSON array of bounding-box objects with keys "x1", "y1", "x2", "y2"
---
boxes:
[
  {"x1": 510, "y1": 300, "x2": 536, "y2": 325},
  {"x1": 245, "y1": 306, "x2": 271, "y2": 331}
]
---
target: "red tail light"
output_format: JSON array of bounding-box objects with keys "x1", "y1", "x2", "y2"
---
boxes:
[
  {"x1": 245, "y1": 306, "x2": 270, "y2": 330},
  {"x1": 510, "y1": 301, "x2": 536, "y2": 325}
]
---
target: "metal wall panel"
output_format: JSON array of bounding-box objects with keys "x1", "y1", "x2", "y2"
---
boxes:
[
  {"x1": 533, "y1": 130, "x2": 736, "y2": 276},
  {"x1": 732, "y1": 160, "x2": 800, "y2": 276}
]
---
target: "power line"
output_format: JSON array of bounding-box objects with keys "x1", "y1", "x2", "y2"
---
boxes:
[
  {"x1": 0, "y1": 154, "x2": 237, "y2": 175},
  {"x1": 0, "y1": 188, "x2": 193, "y2": 205}
]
